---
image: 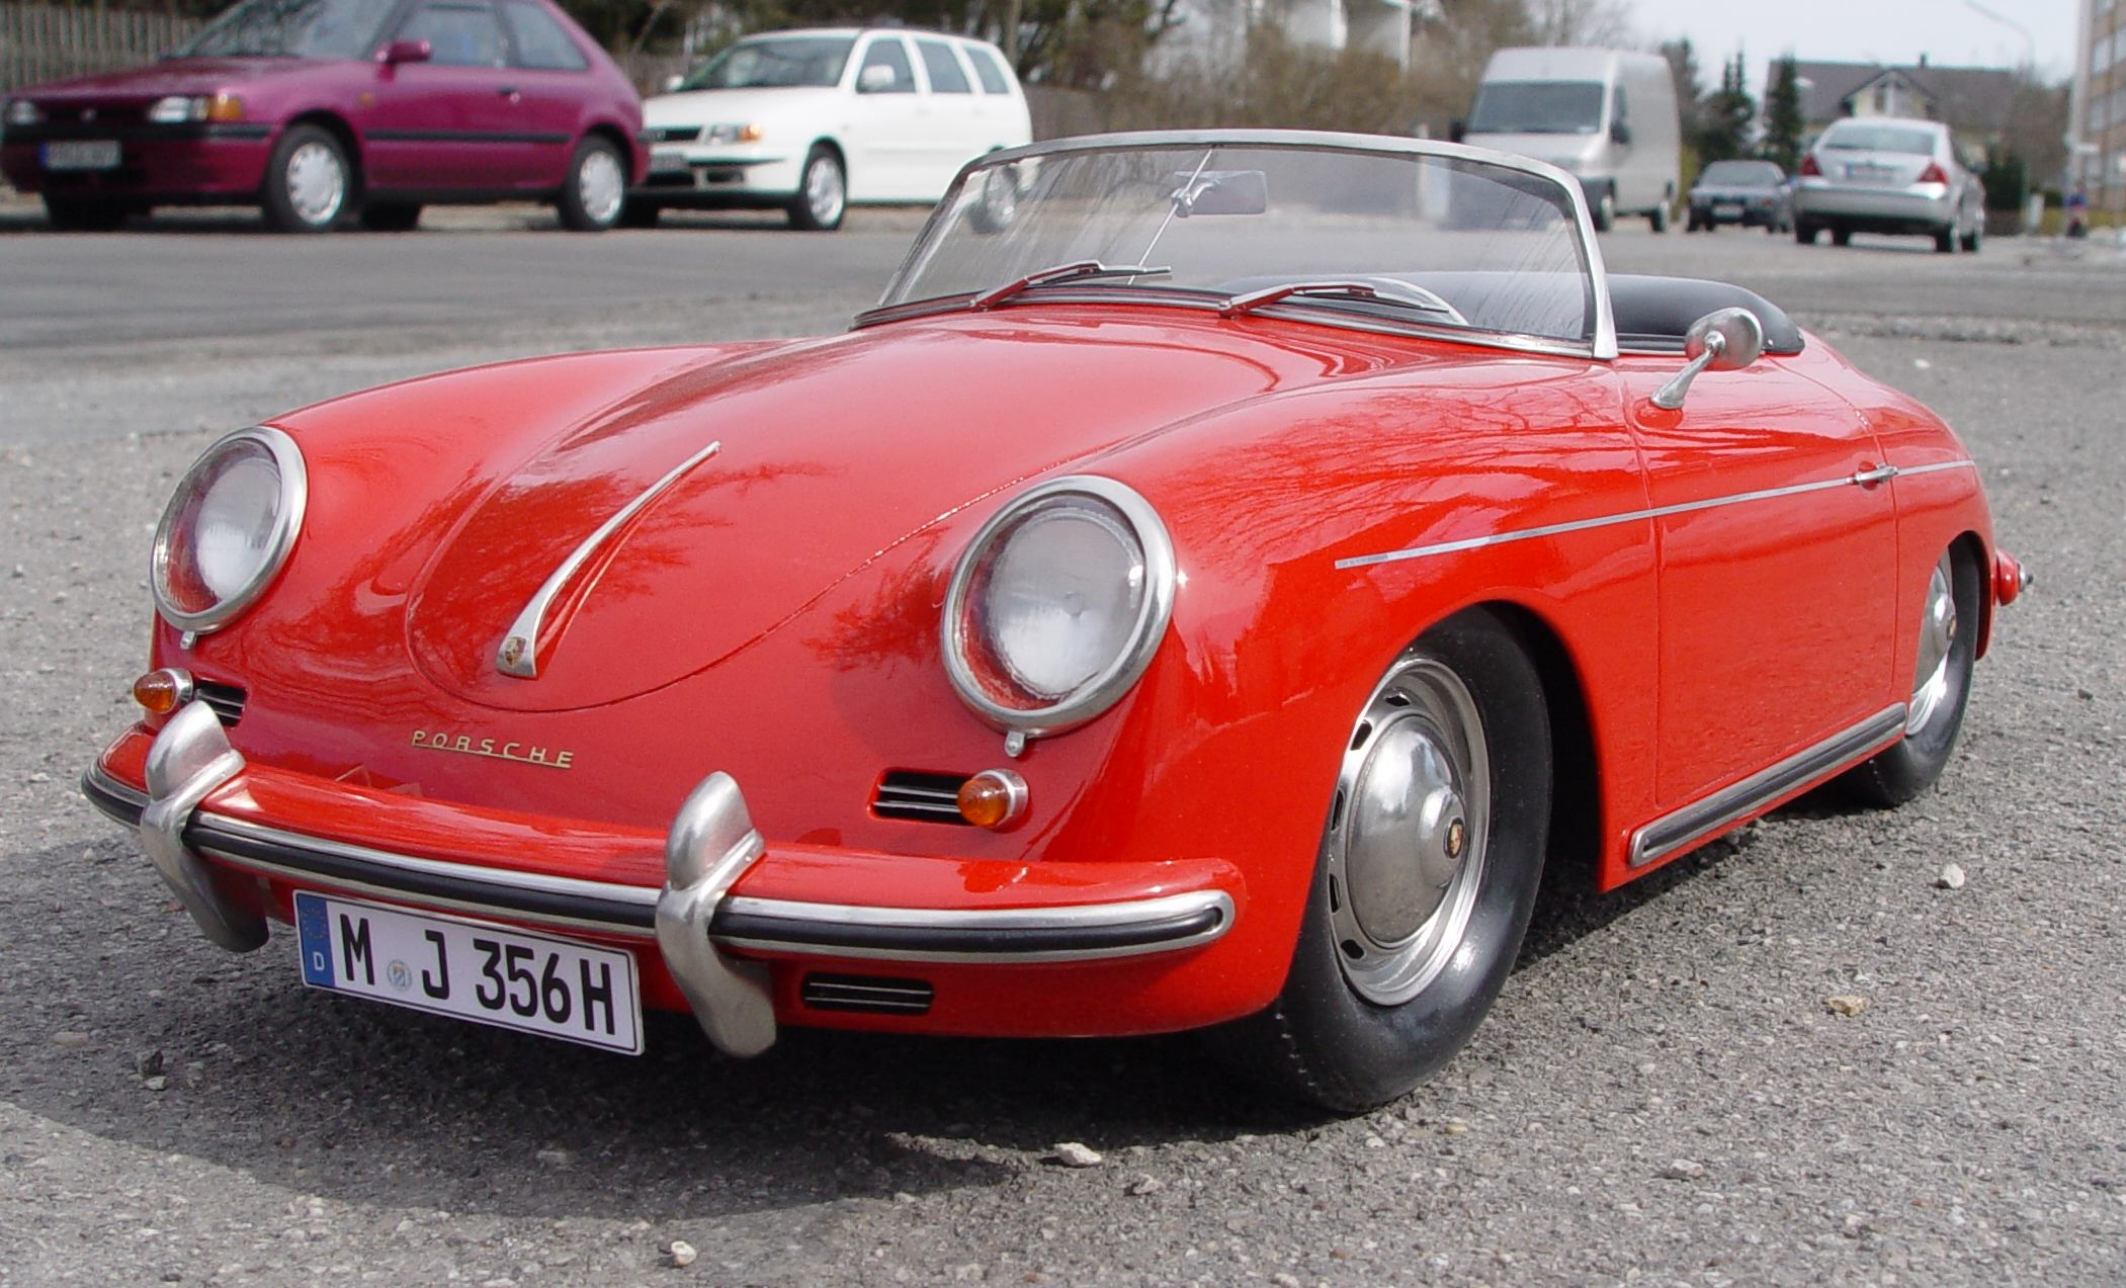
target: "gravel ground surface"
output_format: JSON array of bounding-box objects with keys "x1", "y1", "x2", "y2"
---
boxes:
[{"x1": 2, "y1": 219, "x2": 2123, "y2": 1285}]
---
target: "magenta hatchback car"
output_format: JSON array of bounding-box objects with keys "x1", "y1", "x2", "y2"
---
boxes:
[{"x1": 0, "y1": 0, "x2": 645, "y2": 232}]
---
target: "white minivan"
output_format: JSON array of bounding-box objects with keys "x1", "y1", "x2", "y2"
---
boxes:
[
  {"x1": 1462, "y1": 46, "x2": 1680, "y2": 232},
  {"x1": 629, "y1": 27, "x2": 1032, "y2": 231}
]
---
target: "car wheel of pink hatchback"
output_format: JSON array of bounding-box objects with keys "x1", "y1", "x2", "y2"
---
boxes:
[
  {"x1": 262, "y1": 124, "x2": 349, "y2": 233},
  {"x1": 557, "y1": 137, "x2": 626, "y2": 232}
]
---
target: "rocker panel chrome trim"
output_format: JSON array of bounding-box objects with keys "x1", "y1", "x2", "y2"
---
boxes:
[{"x1": 1628, "y1": 704, "x2": 1908, "y2": 868}]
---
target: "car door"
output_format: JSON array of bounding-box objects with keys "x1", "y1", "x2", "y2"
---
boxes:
[
  {"x1": 1617, "y1": 356, "x2": 1899, "y2": 811},
  {"x1": 363, "y1": 0, "x2": 526, "y2": 191},
  {"x1": 840, "y1": 33, "x2": 926, "y2": 201},
  {"x1": 911, "y1": 36, "x2": 982, "y2": 190},
  {"x1": 494, "y1": 0, "x2": 590, "y2": 190}
]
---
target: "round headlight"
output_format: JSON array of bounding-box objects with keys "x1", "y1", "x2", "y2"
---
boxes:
[
  {"x1": 943, "y1": 476, "x2": 1176, "y2": 739},
  {"x1": 151, "y1": 426, "x2": 307, "y2": 634}
]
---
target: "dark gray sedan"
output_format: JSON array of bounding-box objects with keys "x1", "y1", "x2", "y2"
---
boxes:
[{"x1": 1686, "y1": 159, "x2": 1792, "y2": 233}]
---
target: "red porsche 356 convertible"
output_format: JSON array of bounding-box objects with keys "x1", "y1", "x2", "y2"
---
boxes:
[{"x1": 86, "y1": 131, "x2": 2024, "y2": 1111}]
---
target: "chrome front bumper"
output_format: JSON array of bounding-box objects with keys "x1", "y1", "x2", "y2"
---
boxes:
[{"x1": 86, "y1": 701, "x2": 1236, "y2": 1056}]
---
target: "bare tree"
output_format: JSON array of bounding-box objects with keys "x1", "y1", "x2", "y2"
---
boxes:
[{"x1": 1522, "y1": 0, "x2": 1632, "y2": 47}]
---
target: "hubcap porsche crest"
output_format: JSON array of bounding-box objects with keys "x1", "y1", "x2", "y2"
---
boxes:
[
  {"x1": 1325, "y1": 654, "x2": 1490, "y2": 1006},
  {"x1": 1905, "y1": 552, "x2": 1958, "y2": 736}
]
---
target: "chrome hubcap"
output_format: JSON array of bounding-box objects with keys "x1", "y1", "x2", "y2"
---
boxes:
[
  {"x1": 1327, "y1": 655, "x2": 1490, "y2": 1005},
  {"x1": 578, "y1": 148, "x2": 624, "y2": 225},
  {"x1": 806, "y1": 156, "x2": 845, "y2": 225},
  {"x1": 285, "y1": 142, "x2": 345, "y2": 225},
  {"x1": 1906, "y1": 553, "x2": 1958, "y2": 735}
]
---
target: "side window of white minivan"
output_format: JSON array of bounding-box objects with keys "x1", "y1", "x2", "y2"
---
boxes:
[
  {"x1": 855, "y1": 36, "x2": 916, "y2": 94},
  {"x1": 966, "y1": 44, "x2": 1013, "y2": 95},
  {"x1": 915, "y1": 38, "x2": 971, "y2": 94}
]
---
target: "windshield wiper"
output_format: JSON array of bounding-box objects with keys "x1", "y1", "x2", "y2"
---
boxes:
[
  {"x1": 1220, "y1": 280, "x2": 1466, "y2": 324},
  {"x1": 970, "y1": 261, "x2": 1171, "y2": 311}
]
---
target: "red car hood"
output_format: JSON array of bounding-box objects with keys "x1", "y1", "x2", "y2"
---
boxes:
[
  {"x1": 403, "y1": 311, "x2": 1397, "y2": 713},
  {"x1": 23, "y1": 57, "x2": 323, "y2": 103}
]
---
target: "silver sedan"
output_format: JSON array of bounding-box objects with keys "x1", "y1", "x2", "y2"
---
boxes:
[{"x1": 1793, "y1": 117, "x2": 1986, "y2": 253}]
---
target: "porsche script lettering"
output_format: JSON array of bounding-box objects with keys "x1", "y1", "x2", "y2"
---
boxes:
[{"x1": 409, "y1": 730, "x2": 576, "y2": 770}]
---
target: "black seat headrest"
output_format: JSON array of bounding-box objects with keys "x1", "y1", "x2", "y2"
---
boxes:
[{"x1": 1607, "y1": 275, "x2": 1804, "y2": 355}]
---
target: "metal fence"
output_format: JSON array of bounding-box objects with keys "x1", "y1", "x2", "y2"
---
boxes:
[{"x1": 2, "y1": 4, "x2": 202, "y2": 94}]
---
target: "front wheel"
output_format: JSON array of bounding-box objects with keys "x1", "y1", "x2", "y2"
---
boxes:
[
  {"x1": 1842, "y1": 548, "x2": 1981, "y2": 807},
  {"x1": 261, "y1": 124, "x2": 350, "y2": 233},
  {"x1": 787, "y1": 145, "x2": 846, "y2": 231},
  {"x1": 557, "y1": 136, "x2": 627, "y2": 232},
  {"x1": 1590, "y1": 185, "x2": 1615, "y2": 232},
  {"x1": 1218, "y1": 611, "x2": 1552, "y2": 1112}
]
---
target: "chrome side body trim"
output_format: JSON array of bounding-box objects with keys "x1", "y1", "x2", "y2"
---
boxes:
[
  {"x1": 1335, "y1": 460, "x2": 1976, "y2": 572},
  {"x1": 1628, "y1": 704, "x2": 1908, "y2": 868},
  {"x1": 496, "y1": 438, "x2": 722, "y2": 678},
  {"x1": 1894, "y1": 460, "x2": 1980, "y2": 480}
]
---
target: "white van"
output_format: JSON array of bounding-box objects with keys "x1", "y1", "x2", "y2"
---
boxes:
[
  {"x1": 630, "y1": 27, "x2": 1032, "y2": 231},
  {"x1": 1462, "y1": 47, "x2": 1680, "y2": 232}
]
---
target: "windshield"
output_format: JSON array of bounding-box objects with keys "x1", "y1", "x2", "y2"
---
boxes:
[
  {"x1": 1467, "y1": 81, "x2": 1606, "y2": 135},
  {"x1": 878, "y1": 139, "x2": 1599, "y2": 351},
  {"x1": 1820, "y1": 124, "x2": 1937, "y2": 155},
  {"x1": 178, "y1": 0, "x2": 390, "y2": 59},
  {"x1": 678, "y1": 35, "x2": 855, "y2": 90},
  {"x1": 1698, "y1": 161, "x2": 1781, "y2": 187}
]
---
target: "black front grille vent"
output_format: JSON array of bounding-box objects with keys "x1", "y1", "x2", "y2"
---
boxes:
[
  {"x1": 644, "y1": 124, "x2": 702, "y2": 143},
  {"x1": 195, "y1": 679, "x2": 248, "y2": 726},
  {"x1": 872, "y1": 770, "x2": 972, "y2": 824},
  {"x1": 801, "y1": 974, "x2": 934, "y2": 1015}
]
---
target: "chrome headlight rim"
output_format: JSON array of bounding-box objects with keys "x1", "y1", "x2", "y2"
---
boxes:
[
  {"x1": 151, "y1": 425, "x2": 308, "y2": 635},
  {"x1": 942, "y1": 475, "x2": 1177, "y2": 740}
]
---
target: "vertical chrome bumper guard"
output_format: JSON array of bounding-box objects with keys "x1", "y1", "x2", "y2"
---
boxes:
[
  {"x1": 656, "y1": 772, "x2": 778, "y2": 1056},
  {"x1": 141, "y1": 701, "x2": 268, "y2": 952}
]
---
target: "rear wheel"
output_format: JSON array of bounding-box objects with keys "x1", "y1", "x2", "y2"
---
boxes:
[
  {"x1": 1795, "y1": 221, "x2": 1819, "y2": 245},
  {"x1": 43, "y1": 195, "x2": 129, "y2": 231},
  {"x1": 557, "y1": 136, "x2": 626, "y2": 232},
  {"x1": 1960, "y1": 218, "x2": 1982, "y2": 253},
  {"x1": 262, "y1": 124, "x2": 350, "y2": 232},
  {"x1": 787, "y1": 145, "x2": 845, "y2": 231},
  {"x1": 1590, "y1": 185, "x2": 1615, "y2": 232},
  {"x1": 1649, "y1": 201, "x2": 1669, "y2": 232},
  {"x1": 1842, "y1": 548, "x2": 1981, "y2": 807},
  {"x1": 1218, "y1": 611, "x2": 1551, "y2": 1113},
  {"x1": 358, "y1": 202, "x2": 421, "y2": 232},
  {"x1": 1831, "y1": 226, "x2": 1852, "y2": 247}
]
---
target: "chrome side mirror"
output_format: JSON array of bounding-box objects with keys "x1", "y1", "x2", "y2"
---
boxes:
[{"x1": 1651, "y1": 307, "x2": 1765, "y2": 410}]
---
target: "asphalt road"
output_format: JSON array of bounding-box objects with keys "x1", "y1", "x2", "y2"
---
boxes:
[{"x1": 3, "y1": 213, "x2": 2124, "y2": 1285}]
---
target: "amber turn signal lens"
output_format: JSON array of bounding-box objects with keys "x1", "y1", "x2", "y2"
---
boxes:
[
  {"x1": 131, "y1": 668, "x2": 193, "y2": 715},
  {"x1": 957, "y1": 769, "x2": 1028, "y2": 830},
  {"x1": 205, "y1": 92, "x2": 245, "y2": 122}
]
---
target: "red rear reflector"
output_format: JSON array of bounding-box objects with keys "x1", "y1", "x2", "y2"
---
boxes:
[
  {"x1": 1918, "y1": 161, "x2": 1948, "y2": 184},
  {"x1": 1800, "y1": 154, "x2": 1821, "y2": 177}
]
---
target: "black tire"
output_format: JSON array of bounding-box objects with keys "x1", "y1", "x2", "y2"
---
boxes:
[
  {"x1": 617, "y1": 199, "x2": 661, "y2": 229},
  {"x1": 261, "y1": 123, "x2": 351, "y2": 233},
  {"x1": 1795, "y1": 221, "x2": 1819, "y2": 245},
  {"x1": 1590, "y1": 185, "x2": 1615, "y2": 233},
  {"x1": 786, "y1": 145, "x2": 846, "y2": 231},
  {"x1": 1960, "y1": 220, "x2": 1981, "y2": 253},
  {"x1": 556, "y1": 135, "x2": 627, "y2": 232},
  {"x1": 43, "y1": 195, "x2": 129, "y2": 231},
  {"x1": 1831, "y1": 226, "x2": 1852, "y2": 247},
  {"x1": 358, "y1": 202, "x2": 421, "y2": 232},
  {"x1": 1842, "y1": 547, "x2": 1982, "y2": 808},
  {"x1": 1934, "y1": 223, "x2": 1957, "y2": 254},
  {"x1": 1685, "y1": 213, "x2": 1702, "y2": 232},
  {"x1": 1216, "y1": 610, "x2": 1553, "y2": 1113},
  {"x1": 1649, "y1": 200, "x2": 1669, "y2": 233}
]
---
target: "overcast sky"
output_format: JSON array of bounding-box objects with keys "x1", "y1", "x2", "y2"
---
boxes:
[{"x1": 1623, "y1": 0, "x2": 2079, "y2": 93}]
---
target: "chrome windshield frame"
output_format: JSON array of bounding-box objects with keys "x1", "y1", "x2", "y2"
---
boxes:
[{"x1": 863, "y1": 129, "x2": 1619, "y2": 362}]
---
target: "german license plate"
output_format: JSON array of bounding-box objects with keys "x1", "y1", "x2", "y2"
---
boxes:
[
  {"x1": 1713, "y1": 203, "x2": 1743, "y2": 218},
  {"x1": 294, "y1": 891, "x2": 642, "y2": 1053},
  {"x1": 42, "y1": 139, "x2": 120, "y2": 171}
]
